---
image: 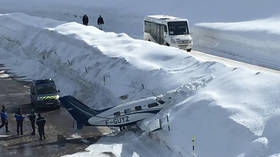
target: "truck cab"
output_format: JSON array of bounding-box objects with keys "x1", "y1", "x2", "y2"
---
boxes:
[{"x1": 30, "y1": 79, "x2": 60, "y2": 111}]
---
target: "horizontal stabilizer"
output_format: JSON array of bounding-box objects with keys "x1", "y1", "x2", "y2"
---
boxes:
[{"x1": 59, "y1": 96, "x2": 97, "y2": 127}]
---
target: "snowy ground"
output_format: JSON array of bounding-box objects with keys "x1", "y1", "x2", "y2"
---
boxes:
[
  {"x1": 64, "y1": 132, "x2": 178, "y2": 157},
  {"x1": 1, "y1": 0, "x2": 280, "y2": 39},
  {"x1": 1, "y1": 1, "x2": 280, "y2": 157},
  {"x1": 0, "y1": 13, "x2": 280, "y2": 157}
]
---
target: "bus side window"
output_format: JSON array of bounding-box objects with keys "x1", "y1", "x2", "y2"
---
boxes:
[
  {"x1": 114, "y1": 112, "x2": 121, "y2": 117},
  {"x1": 135, "y1": 106, "x2": 142, "y2": 111},
  {"x1": 144, "y1": 21, "x2": 148, "y2": 32},
  {"x1": 164, "y1": 25, "x2": 167, "y2": 33},
  {"x1": 144, "y1": 21, "x2": 151, "y2": 33}
]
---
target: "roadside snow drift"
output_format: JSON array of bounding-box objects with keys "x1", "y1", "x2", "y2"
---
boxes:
[
  {"x1": 193, "y1": 17, "x2": 280, "y2": 70},
  {"x1": 0, "y1": 13, "x2": 280, "y2": 157},
  {"x1": 0, "y1": 13, "x2": 216, "y2": 107}
]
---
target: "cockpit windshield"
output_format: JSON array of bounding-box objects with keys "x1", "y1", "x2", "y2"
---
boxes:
[{"x1": 168, "y1": 21, "x2": 189, "y2": 35}]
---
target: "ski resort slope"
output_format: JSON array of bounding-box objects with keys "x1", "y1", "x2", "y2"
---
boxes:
[{"x1": 0, "y1": 13, "x2": 280, "y2": 157}]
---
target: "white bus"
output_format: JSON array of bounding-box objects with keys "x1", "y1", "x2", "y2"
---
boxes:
[{"x1": 144, "y1": 15, "x2": 193, "y2": 52}]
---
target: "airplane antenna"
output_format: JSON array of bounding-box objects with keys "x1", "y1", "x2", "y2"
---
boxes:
[{"x1": 192, "y1": 136, "x2": 197, "y2": 157}]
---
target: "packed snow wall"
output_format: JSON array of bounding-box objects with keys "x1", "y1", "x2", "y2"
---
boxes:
[
  {"x1": 0, "y1": 13, "x2": 215, "y2": 109},
  {"x1": 2, "y1": 13, "x2": 280, "y2": 157}
]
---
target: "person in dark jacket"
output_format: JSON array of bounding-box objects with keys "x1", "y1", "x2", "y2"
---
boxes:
[
  {"x1": 0, "y1": 105, "x2": 9, "y2": 133},
  {"x1": 97, "y1": 15, "x2": 104, "y2": 30},
  {"x1": 28, "y1": 110, "x2": 36, "y2": 135},
  {"x1": 36, "y1": 113, "x2": 46, "y2": 141},
  {"x1": 14, "y1": 108, "x2": 25, "y2": 135},
  {"x1": 82, "y1": 14, "x2": 89, "y2": 26}
]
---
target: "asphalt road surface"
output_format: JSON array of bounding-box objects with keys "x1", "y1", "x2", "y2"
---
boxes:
[
  {"x1": 190, "y1": 50, "x2": 280, "y2": 74},
  {"x1": 0, "y1": 64, "x2": 111, "y2": 157}
]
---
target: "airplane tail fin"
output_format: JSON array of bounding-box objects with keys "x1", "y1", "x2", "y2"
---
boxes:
[{"x1": 59, "y1": 96, "x2": 98, "y2": 130}]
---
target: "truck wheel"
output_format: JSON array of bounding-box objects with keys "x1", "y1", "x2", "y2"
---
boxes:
[{"x1": 187, "y1": 48, "x2": 192, "y2": 52}]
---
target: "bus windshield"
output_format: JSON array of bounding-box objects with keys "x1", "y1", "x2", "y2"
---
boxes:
[
  {"x1": 168, "y1": 21, "x2": 189, "y2": 35},
  {"x1": 36, "y1": 82, "x2": 57, "y2": 95}
]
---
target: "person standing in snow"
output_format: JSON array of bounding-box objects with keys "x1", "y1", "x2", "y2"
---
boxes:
[
  {"x1": 0, "y1": 105, "x2": 9, "y2": 133},
  {"x1": 97, "y1": 15, "x2": 104, "y2": 30},
  {"x1": 82, "y1": 14, "x2": 89, "y2": 26}
]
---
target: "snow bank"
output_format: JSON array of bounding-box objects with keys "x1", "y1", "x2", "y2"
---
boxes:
[
  {"x1": 0, "y1": 13, "x2": 215, "y2": 108},
  {"x1": 1, "y1": 13, "x2": 280, "y2": 157},
  {"x1": 148, "y1": 67, "x2": 280, "y2": 157},
  {"x1": 64, "y1": 132, "x2": 177, "y2": 157},
  {"x1": 193, "y1": 17, "x2": 280, "y2": 70}
]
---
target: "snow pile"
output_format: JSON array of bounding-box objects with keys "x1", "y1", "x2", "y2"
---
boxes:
[
  {"x1": 64, "y1": 132, "x2": 177, "y2": 157},
  {"x1": 1, "y1": 13, "x2": 280, "y2": 157},
  {"x1": 193, "y1": 17, "x2": 280, "y2": 70},
  {"x1": 154, "y1": 68, "x2": 280, "y2": 157},
  {"x1": 0, "y1": 13, "x2": 215, "y2": 108}
]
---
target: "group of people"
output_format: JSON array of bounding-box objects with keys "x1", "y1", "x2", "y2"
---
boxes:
[
  {"x1": 0, "y1": 105, "x2": 47, "y2": 141},
  {"x1": 82, "y1": 14, "x2": 104, "y2": 30}
]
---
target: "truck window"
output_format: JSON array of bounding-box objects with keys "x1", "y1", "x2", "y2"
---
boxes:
[{"x1": 36, "y1": 82, "x2": 57, "y2": 95}]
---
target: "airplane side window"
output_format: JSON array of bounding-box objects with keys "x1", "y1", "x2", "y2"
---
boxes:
[
  {"x1": 157, "y1": 99, "x2": 165, "y2": 104},
  {"x1": 135, "y1": 106, "x2": 142, "y2": 111},
  {"x1": 114, "y1": 112, "x2": 121, "y2": 117},
  {"x1": 148, "y1": 103, "x2": 159, "y2": 108},
  {"x1": 124, "y1": 109, "x2": 131, "y2": 114}
]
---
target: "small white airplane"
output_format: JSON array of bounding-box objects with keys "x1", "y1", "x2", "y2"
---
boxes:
[{"x1": 59, "y1": 94, "x2": 173, "y2": 130}]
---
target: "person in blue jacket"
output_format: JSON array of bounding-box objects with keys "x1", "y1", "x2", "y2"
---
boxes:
[
  {"x1": 15, "y1": 108, "x2": 25, "y2": 135},
  {"x1": 0, "y1": 105, "x2": 9, "y2": 133}
]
